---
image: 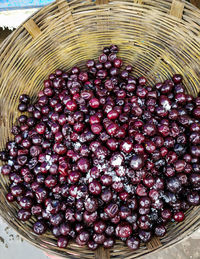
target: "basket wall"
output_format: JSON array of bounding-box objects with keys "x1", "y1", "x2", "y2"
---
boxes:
[{"x1": 0, "y1": 0, "x2": 200, "y2": 258}]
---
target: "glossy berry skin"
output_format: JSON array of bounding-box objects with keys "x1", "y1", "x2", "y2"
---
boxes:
[
  {"x1": 120, "y1": 140, "x2": 133, "y2": 153},
  {"x1": 6, "y1": 193, "x2": 15, "y2": 202},
  {"x1": 138, "y1": 230, "x2": 152, "y2": 243},
  {"x1": 88, "y1": 240, "x2": 99, "y2": 250},
  {"x1": 99, "y1": 54, "x2": 108, "y2": 63},
  {"x1": 114, "y1": 58, "x2": 122, "y2": 68},
  {"x1": 89, "y1": 115, "x2": 100, "y2": 124},
  {"x1": 89, "y1": 180, "x2": 102, "y2": 195},
  {"x1": 94, "y1": 221, "x2": 107, "y2": 234},
  {"x1": 173, "y1": 211, "x2": 185, "y2": 222},
  {"x1": 76, "y1": 230, "x2": 90, "y2": 246},
  {"x1": 57, "y1": 236, "x2": 68, "y2": 248},
  {"x1": 106, "y1": 138, "x2": 119, "y2": 151},
  {"x1": 106, "y1": 123, "x2": 118, "y2": 136},
  {"x1": 84, "y1": 197, "x2": 98, "y2": 213},
  {"x1": 91, "y1": 123, "x2": 103, "y2": 134},
  {"x1": 18, "y1": 103, "x2": 27, "y2": 112},
  {"x1": 19, "y1": 94, "x2": 30, "y2": 104},
  {"x1": 187, "y1": 192, "x2": 200, "y2": 206},
  {"x1": 19, "y1": 197, "x2": 33, "y2": 209},
  {"x1": 104, "y1": 203, "x2": 119, "y2": 218},
  {"x1": 66, "y1": 100, "x2": 77, "y2": 111},
  {"x1": 115, "y1": 222, "x2": 132, "y2": 238},
  {"x1": 1, "y1": 164, "x2": 12, "y2": 175},
  {"x1": 130, "y1": 155, "x2": 144, "y2": 170},
  {"x1": 93, "y1": 233, "x2": 106, "y2": 244},
  {"x1": 126, "y1": 237, "x2": 140, "y2": 250},
  {"x1": 166, "y1": 177, "x2": 181, "y2": 193},
  {"x1": 161, "y1": 209, "x2": 172, "y2": 221},
  {"x1": 103, "y1": 237, "x2": 115, "y2": 249},
  {"x1": 137, "y1": 215, "x2": 151, "y2": 230},
  {"x1": 89, "y1": 98, "x2": 100, "y2": 108},
  {"x1": 11, "y1": 185, "x2": 24, "y2": 197},
  {"x1": 33, "y1": 221, "x2": 47, "y2": 235},
  {"x1": 101, "y1": 189, "x2": 113, "y2": 203},
  {"x1": 77, "y1": 158, "x2": 90, "y2": 173},
  {"x1": 36, "y1": 123, "x2": 46, "y2": 134},
  {"x1": 154, "y1": 225, "x2": 166, "y2": 237},
  {"x1": 18, "y1": 209, "x2": 31, "y2": 221},
  {"x1": 173, "y1": 74, "x2": 182, "y2": 84}
]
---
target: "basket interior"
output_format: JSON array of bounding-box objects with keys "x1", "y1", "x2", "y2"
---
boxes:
[{"x1": 0, "y1": 0, "x2": 200, "y2": 258}]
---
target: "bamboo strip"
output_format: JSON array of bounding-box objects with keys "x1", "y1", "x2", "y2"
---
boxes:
[
  {"x1": 96, "y1": 0, "x2": 109, "y2": 4},
  {"x1": 134, "y1": 0, "x2": 143, "y2": 4},
  {"x1": 23, "y1": 18, "x2": 41, "y2": 38},
  {"x1": 95, "y1": 246, "x2": 110, "y2": 259},
  {"x1": 170, "y1": 0, "x2": 185, "y2": 18},
  {"x1": 190, "y1": 0, "x2": 200, "y2": 8},
  {"x1": 147, "y1": 237, "x2": 162, "y2": 250},
  {"x1": 56, "y1": 0, "x2": 75, "y2": 31}
]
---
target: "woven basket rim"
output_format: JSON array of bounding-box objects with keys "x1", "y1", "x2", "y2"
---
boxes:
[{"x1": 0, "y1": 0, "x2": 200, "y2": 258}]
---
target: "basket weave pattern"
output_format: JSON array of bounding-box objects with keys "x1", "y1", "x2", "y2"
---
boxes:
[{"x1": 0, "y1": 0, "x2": 200, "y2": 258}]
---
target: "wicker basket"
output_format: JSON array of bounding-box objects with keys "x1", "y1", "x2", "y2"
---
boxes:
[{"x1": 0, "y1": 0, "x2": 200, "y2": 258}]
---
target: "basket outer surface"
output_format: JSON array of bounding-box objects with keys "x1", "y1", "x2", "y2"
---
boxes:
[{"x1": 0, "y1": 0, "x2": 200, "y2": 258}]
